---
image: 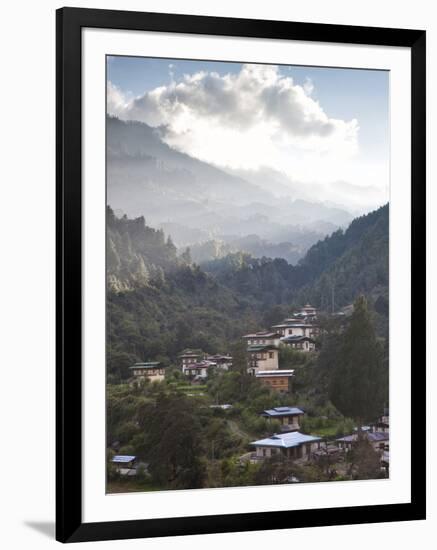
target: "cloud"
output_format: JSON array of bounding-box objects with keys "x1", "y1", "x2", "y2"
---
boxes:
[
  {"x1": 107, "y1": 81, "x2": 129, "y2": 118},
  {"x1": 107, "y1": 64, "x2": 359, "y2": 173}
]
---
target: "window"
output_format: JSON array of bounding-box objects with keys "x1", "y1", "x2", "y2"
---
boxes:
[{"x1": 269, "y1": 352, "x2": 273, "y2": 358}]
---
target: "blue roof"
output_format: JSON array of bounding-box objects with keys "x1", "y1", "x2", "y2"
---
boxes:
[
  {"x1": 112, "y1": 455, "x2": 136, "y2": 463},
  {"x1": 251, "y1": 431, "x2": 321, "y2": 449},
  {"x1": 262, "y1": 407, "x2": 304, "y2": 417}
]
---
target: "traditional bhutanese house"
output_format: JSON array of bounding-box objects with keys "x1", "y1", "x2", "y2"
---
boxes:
[
  {"x1": 251, "y1": 431, "x2": 322, "y2": 460},
  {"x1": 183, "y1": 360, "x2": 213, "y2": 379},
  {"x1": 129, "y1": 362, "x2": 166, "y2": 382},
  {"x1": 272, "y1": 320, "x2": 317, "y2": 339},
  {"x1": 261, "y1": 406, "x2": 304, "y2": 431},
  {"x1": 243, "y1": 332, "x2": 281, "y2": 374},
  {"x1": 255, "y1": 369, "x2": 295, "y2": 393},
  {"x1": 112, "y1": 455, "x2": 137, "y2": 476},
  {"x1": 247, "y1": 344, "x2": 279, "y2": 374},
  {"x1": 178, "y1": 349, "x2": 204, "y2": 372},
  {"x1": 281, "y1": 335, "x2": 316, "y2": 352},
  {"x1": 336, "y1": 431, "x2": 389, "y2": 453}
]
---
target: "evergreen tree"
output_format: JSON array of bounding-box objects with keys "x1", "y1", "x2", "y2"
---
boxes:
[
  {"x1": 166, "y1": 235, "x2": 177, "y2": 255},
  {"x1": 181, "y1": 246, "x2": 192, "y2": 264},
  {"x1": 142, "y1": 393, "x2": 206, "y2": 489},
  {"x1": 328, "y1": 296, "x2": 386, "y2": 426}
]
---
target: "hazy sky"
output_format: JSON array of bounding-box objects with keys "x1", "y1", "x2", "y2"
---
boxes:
[{"x1": 107, "y1": 56, "x2": 389, "y2": 210}]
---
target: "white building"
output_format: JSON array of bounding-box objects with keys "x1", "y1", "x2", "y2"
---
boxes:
[
  {"x1": 251, "y1": 431, "x2": 322, "y2": 460},
  {"x1": 272, "y1": 321, "x2": 316, "y2": 339},
  {"x1": 243, "y1": 331, "x2": 281, "y2": 375}
]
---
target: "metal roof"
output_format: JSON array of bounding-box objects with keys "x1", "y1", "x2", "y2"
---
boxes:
[
  {"x1": 251, "y1": 431, "x2": 321, "y2": 449},
  {"x1": 272, "y1": 323, "x2": 313, "y2": 328},
  {"x1": 247, "y1": 344, "x2": 278, "y2": 352},
  {"x1": 243, "y1": 332, "x2": 280, "y2": 338},
  {"x1": 281, "y1": 335, "x2": 315, "y2": 343},
  {"x1": 256, "y1": 370, "x2": 294, "y2": 377},
  {"x1": 112, "y1": 455, "x2": 136, "y2": 463},
  {"x1": 262, "y1": 407, "x2": 304, "y2": 417}
]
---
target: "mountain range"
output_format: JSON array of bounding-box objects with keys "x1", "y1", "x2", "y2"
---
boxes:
[{"x1": 107, "y1": 116, "x2": 355, "y2": 263}]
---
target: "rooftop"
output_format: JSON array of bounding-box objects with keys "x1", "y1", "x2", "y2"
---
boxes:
[
  {"x1": 251, "y1": 431, "x2": 321, "y2": 449},
  {"x1": 256, "y1": 370, "x2": 295, "y2": 377},
  {"x1": 243, "y1": 332, "x2": 281, "y2": 339},
  {"x1": 129, "y1": 362, "x2": 162, "y2": 369},
  {"x1": 262, "y1": 406, "x2": 304, "y2": 417},
  {"x1": 281, "y1": 335, "x2": 315, "y2": 343},
  {"x1": 184, "y1": 362, "x2": 211, "y2": 369},
  {"x1": 112, "y1": 455, "x2": 136, "y2": 463},
  {"x1": 247, "y1": 344, "x2": 279, "y2": 352},
  {"x1": 272, "y1": 322, "x2": 314, "y2": 329},
  {"x1": 178, "y1": 349, "x2": 203, "y2": 357}
]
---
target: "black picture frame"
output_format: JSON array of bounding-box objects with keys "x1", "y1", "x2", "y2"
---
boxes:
[{"x1": 56, "y1": 7, "x2": 426, "y2": 543}]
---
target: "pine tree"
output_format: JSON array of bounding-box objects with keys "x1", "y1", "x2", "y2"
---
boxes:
[
  {"x1": 329, "y1": 296, "x2": 386, "y2": 426},
  {"x1": 181, "y1": 246, "x2": 192, "y2": 264}
]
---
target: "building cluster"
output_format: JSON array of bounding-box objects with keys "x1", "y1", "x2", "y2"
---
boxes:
[
  {"x1": 245, "y1": 406, "x2": 389, "y2": 474},
  {"x1": 128, "y1": 304, "x2": 318, "y2": 391},
  {"x1": 129, "y1": 349, "x2": 233, "y2": 384},
  {"x1": 178, "y1": 349, "x2": 232, "y2": 380},
  {"x1": 243, "y1": 304, "x2": 318, "y2": 393},
  {"x1": 123, "y1": 301, "x2": 389, "y2": 478}
]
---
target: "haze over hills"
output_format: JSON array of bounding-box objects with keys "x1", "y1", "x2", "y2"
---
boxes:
[
  {"x1": 107, "y1": 116, "x2": 357, "y2": 263},
  {"x1": 107, "y1": 203, "x2": 388, "y2": 309}
]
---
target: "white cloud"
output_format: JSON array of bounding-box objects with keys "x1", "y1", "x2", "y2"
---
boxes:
[
  {"x1": 107, "y1": 81, "x2": 130, "y2": 118},
  {"x1": 106, "y1": 64, "x2": 383, "y2": 200}
]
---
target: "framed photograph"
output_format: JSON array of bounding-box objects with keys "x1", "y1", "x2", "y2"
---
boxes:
[{"x1": 56, "y1": 7, "x2": 426, "y2": 543}]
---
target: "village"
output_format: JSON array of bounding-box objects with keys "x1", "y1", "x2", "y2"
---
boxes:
[{"x1": 109, "y1": 304, "x2": 389, "y2": 487}]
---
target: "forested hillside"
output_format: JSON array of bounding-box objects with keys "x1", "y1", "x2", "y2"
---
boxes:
[
  {"x1": 296, "y1": 204, "x2": 389, "y2": 311},
  {"x1": 107, "y1": 204, "x2": 389, "y2": 379},
  {"x1": 203, "y1": 204, "x2": 389, "y2": 309}
]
